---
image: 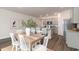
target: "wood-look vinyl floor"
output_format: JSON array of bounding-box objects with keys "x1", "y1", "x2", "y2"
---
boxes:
[{"x1": 47, "y1": 35, "x2": 78, "y2": 51}]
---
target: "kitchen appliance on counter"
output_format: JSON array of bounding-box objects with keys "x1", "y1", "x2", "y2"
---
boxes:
[{"x1": 71, "y1": 23, "x2": 79, "y2": 31}]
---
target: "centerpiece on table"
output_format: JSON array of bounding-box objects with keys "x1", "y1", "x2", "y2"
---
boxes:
[{"x1": 22, "y1": 18, "x2": 37, "y2": 36}]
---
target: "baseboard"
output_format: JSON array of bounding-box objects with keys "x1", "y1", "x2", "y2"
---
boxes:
[{"x1": 0, "y1": 36, "x2": 10, "y2": 40}]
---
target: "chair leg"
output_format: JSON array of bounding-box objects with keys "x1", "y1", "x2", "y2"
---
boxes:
[
  {"x1": 12, "y1": 45, "x2": 14, "y2": 51},
  {"x1": 15, "y1": 46, "x2": 19, "y2": 51},
  {"x1": 16, "y1": 46, "x2": 18, "y2": 51},
  {"x1": 38, "y1": 40, "x2": 41, "y2": 44}
]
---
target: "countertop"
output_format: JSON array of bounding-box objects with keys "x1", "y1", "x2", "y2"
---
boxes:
[{"x1": 67, "y1": 29, "x2": 79, "y2": 32}]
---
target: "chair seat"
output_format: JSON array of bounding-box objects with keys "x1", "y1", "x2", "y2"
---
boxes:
[
  {"x1": 33, "y1": 44, "x2": 47, "y2": 51},
  {"x1": 20, "y1": 45, "x2": 28, "y2": 51}
]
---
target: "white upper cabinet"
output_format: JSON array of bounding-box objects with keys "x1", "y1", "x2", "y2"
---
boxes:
[
  {"x1": 41, "y1": 16, "x2": 58, "y2": 27},
  {"x1": 72, "y1": 8, "x2": 79, "y2": 23}
]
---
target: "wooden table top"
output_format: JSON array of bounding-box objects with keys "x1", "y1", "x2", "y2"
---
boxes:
[
  {"x1": 16, "y1": 32, "x2": 44, "y2": 45},
  {"x1": 23, "y1": 34, "x2": 44, "y2": 45}
]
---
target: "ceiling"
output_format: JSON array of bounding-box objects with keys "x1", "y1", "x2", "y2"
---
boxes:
[{"x1": 1, "y1": 7, "x2": 72, "y2": 17}]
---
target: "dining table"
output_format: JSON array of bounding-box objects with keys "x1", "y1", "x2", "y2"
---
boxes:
[{"x1": 16, "y1": 32, "x2": 45, "y2": 51}]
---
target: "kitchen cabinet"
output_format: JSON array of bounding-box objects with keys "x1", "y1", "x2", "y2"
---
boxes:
[
  {"x1": 72, "y1": 8, "x2": 79, "y2": 23},
  {"x1": 40, "y1": 16, "x2": 58, "y2": 34},
  {"x1": 41, "y1": 16, "x2": 58, "y2": 28},
  {"x1": 66, "y1": 30, "x2": 79, "y2": 49}
]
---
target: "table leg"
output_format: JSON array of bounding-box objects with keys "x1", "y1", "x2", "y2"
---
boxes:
[{"x1": 28, "y1": 42, "x2": 32, "y2": 51}]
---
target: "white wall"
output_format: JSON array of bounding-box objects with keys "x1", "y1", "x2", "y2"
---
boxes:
[
  {"x1": 58, "y1": 10, "x2": 72, "y2": 36},
  {"x1": 0, "y1": 9, "x2": 34, "y2": 39}
]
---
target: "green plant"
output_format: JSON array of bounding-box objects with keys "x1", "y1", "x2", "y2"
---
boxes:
[
  {"x1": 22, "y1": 20, "x2": 27, "y2": 27},
  {"x1": 22, "y1": 18, "x2": 37, "y2": 28}
]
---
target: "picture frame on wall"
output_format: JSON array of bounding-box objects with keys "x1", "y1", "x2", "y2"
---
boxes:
[{"x1": 12, "y1": 21, "x2": 16, "y2": 27}]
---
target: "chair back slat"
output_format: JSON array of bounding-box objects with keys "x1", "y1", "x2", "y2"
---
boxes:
[
  {"x1": 18, "y1": 34, "x2": 27, "y2": 50},
  {"x1": 9, "y1": 33, "x2": 17, "y2": 45},
  {"x1": 43, "y1": 37, "x2": 49, "y2": 47}
]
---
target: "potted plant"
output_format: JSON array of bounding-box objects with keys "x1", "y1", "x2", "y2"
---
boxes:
[{"x1": 22, "y1": 18, "x2": 37, "y2": 35}]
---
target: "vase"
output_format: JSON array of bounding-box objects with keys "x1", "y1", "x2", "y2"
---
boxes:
[{"x1": 25, "y1": 27, "x2": 31, "y2": 36}]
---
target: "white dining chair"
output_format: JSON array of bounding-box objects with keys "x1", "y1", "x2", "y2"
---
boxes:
[
  {"x1": 36, "y1": 27, "x2": 41, "y2": 33},
  {"x1": 42, "y1": 28, "x2": 47, "y2": 35},
  {"x1": 33, "y1": 36, "x2": 49, "y2": 51},
  {"x1": 47, "y1": 29, "x2": 52, "y2": 39},
  {"x1": 16, "y1": 29, "x2": 25, "y2": 34},
  {"x1": 9, "y1": 33, "x2": 20, "y2": 51},
  {"x1": 31, "y1": 28, "x2": 36, "y2": 34},
  {"x1": 18, "y1": 34, "x2": 28, "y2": 51}
]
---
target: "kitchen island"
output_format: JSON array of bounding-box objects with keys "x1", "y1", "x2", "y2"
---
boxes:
[{"x1": 66, "y1": 30, "x2": 79, "y2": 49}]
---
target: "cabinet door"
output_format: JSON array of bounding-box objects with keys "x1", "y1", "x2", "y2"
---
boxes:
[
  {"x1": 66, "y1": 31, "x2": 79, "y2": 49},
  {"x1": 73, "y1": 8, "x2": 79, "y2": 23}
]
